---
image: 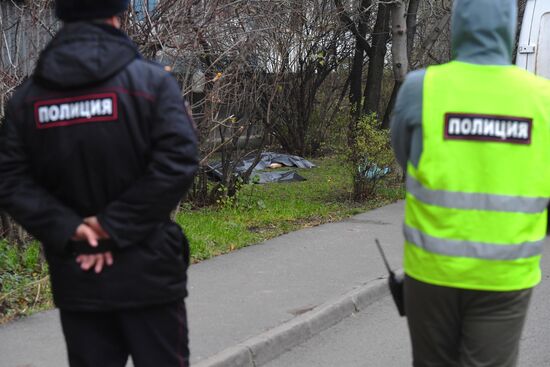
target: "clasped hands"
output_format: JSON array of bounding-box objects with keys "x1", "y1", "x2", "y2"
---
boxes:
[{"x1": 72, "y1": 216, "x2": 113, "y2": 274}]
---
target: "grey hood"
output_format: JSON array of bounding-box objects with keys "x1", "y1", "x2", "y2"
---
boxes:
[{"x1": 451, "y1": 0, "x2": 517, "y2": 65}]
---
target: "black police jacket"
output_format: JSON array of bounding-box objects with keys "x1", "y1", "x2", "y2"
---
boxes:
[{"x1": 0, "y1": 22, "x2": 199, "y2": 310}]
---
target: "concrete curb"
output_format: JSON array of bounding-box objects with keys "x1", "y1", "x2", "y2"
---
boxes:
[{"x1": 192, "y1": 275, "x2": 396, "y2": 367}]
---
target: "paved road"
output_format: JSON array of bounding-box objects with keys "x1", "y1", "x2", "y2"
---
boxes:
[
  {"x1": 264, "y1": 295, "x2": 411, "y2": 367},
  {"x1": 265, "y1": 242, "x2": 550, "y2": 367}
]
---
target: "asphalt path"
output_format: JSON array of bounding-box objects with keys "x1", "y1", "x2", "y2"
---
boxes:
[{"x1": 265, "y1": 241, "x2": 550, "y2": 367}]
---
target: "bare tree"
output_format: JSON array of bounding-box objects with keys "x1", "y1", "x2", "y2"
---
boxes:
[
  {"x1": 263, "y1": 0, "x2": 349, "y2": 156},
  {"x1": 334, "y1": 0, "x2": 393, "y2": 119}
]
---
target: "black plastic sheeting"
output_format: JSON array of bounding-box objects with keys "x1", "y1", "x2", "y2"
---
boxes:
[
  {"x1": 254, "y1": 170, "x2": 307, "y2": 184},
  {"x1": 207, "y1": 152, "x2": 316, "y2": 184}
]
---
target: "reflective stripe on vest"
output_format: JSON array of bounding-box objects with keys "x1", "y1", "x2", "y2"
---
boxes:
[
  {"x1": 404, "y1": 225, "x2": 545, "y2": 260},
  {"x1": 407, "y1": 175, "x2": 549, "y2": 213}
]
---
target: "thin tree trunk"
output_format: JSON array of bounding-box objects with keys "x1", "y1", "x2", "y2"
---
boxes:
[
  {"x1": 382, "y1": 0, "x2": 409, "y2": 129},
  {"x1": 382, "y1": 80, "x2": 401, "y2": 129},
  {"x1": 390, "y1": 0, "x2": 408, "y2": 84},
  {"x1": 363, "y1": 2, "x2": 391, "y2": 116},
  {"x1": 349, "y1": 0, "x2": 372, "y2": 117},
  {"x1": 406, "y1": 0, "x2": 420, "y2": 61}
]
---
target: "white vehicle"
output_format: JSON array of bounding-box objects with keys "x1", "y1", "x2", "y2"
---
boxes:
[
  {"x1": 516, "y1": 0, "x2": 550, "y2": 229},
  {"x1": 516, "y1": 0, "x2": 550, "y2": 77}
]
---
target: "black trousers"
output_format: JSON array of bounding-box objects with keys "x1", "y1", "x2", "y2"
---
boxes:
[
  {"x1": 404, "y1": 276, "x2": 532, "y2": 367},
  {"x1": 60, "y1": 300, "x2": 189, "y2": 367}
]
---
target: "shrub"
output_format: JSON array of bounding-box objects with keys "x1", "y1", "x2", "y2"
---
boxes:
[{"x1": 347, "y1": 113, "x2": 394, "y2": 201}]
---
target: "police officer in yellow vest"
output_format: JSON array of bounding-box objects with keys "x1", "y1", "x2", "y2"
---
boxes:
[{"x1": 391, "y1": 0, "x2": 550, "y2": 366}]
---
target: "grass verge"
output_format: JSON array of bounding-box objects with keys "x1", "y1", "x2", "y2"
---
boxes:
[
  {"x1": 0, "y1": 156, "x2": 404, "y2": 323},
  {"x1": 177, "y1": 156, "x2": 404, "y2": 261}
]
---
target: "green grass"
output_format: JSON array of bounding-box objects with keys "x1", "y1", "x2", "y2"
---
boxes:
[
  {"x1": 177, "y1": 156, "x2": 404, "y2": 261},
  {"x1": 0, "y1": 155, "x2": 404, "y2": 324},
  {"x1": 0, "y1": 241, "x2": 52, "y2": 324}
]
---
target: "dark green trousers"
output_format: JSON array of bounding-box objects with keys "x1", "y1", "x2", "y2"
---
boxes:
[{"x1": 404, "y1": 275, "x2": 532, "y2": 367}]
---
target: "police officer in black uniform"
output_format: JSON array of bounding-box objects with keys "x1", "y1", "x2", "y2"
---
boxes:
[{"x1": 0, "y1": 1, "x2": 198, "y2": 366}]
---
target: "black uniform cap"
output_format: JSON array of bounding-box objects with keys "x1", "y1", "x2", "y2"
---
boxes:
[{"x1": 55, "y1": 0, "x2": 130, "y2": 22}]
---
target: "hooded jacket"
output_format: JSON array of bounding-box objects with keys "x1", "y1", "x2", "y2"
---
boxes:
[
  {"x1": 391, "y1": 0, "x2": 518, "y2": 169},
  {"x1": 0, "y1": 22, "x2": 199, "y2": 310}
]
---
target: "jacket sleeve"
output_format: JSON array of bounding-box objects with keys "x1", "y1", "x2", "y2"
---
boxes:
[
  {"x1": 0, "y1": 102, "x2": 82, "y2": 253},
  {"x1": 390, "y1": 69, "x2": 426, "y2": 171},
  {"x1": 97, "y1": 74, "x2": 199, "y2": 249}
]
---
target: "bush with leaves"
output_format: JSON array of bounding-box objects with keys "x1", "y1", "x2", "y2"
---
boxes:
[{"x1": 347, "y1": 113, "x2": 394, "y2": 201}]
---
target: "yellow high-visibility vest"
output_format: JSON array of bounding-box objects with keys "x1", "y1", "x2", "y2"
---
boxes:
[{"x1": 405, "y1": 61, "x2": 550, "y2": 291}]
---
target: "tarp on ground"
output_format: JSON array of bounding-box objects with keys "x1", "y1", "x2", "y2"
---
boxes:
[
  {"x1": 207, "y1": 152, "x2": 316, "y2": 184},
  {"x1": 253, "y1": 170, "x2": 307, "y2": 184}
]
